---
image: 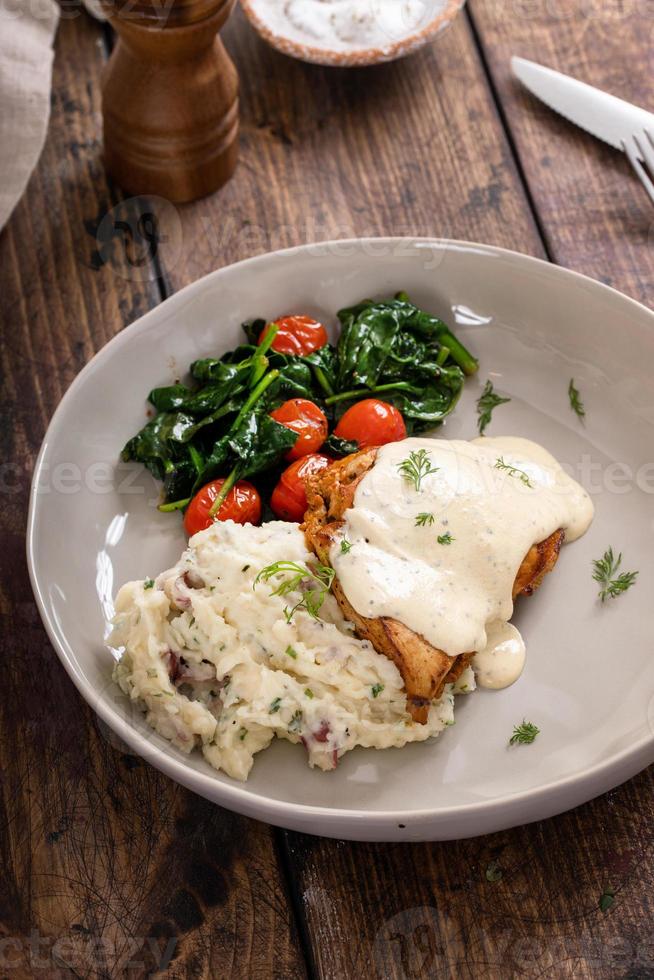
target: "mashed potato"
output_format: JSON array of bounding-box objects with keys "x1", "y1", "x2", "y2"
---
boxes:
[{"x1": 111, "y1": 520, "x2": 474, "y2": 781}]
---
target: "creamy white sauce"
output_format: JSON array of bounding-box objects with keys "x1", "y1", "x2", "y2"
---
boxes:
[
  {"x1": 330, "y1": 436, "x2": 594, "y2": 677},
  {"x1": 250, "y1": 0, "x2": 442, "y2": 53},
  {"x1": 472, "y1": 622, "x2": 526, "y2": 689}
]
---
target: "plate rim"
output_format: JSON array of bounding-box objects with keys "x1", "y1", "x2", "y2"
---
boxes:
[{"x1": 26, "y1": 236, "x2": 654, "y2": 837}]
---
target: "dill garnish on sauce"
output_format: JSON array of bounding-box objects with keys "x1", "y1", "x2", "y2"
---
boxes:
[
  {"x1": 494, "y1": 457, "x2": 533, "y2": 488},
  {"x1": 397, "y1": 449, "x2": 438, "y2": 492}
]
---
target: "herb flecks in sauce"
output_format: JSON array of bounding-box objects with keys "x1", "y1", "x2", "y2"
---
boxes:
[{"x1": 331, "y1": 437, "x2": 594, "y2": 661}]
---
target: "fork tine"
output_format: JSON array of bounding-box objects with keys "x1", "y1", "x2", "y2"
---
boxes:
[
  {"x1": 623, "y1": 134, "x2": 654, "y2": 206},
  {"x1": 635, "y1": 130, "x2": 654, "y2": 180}
]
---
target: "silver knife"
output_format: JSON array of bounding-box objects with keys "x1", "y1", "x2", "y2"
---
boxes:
[{"x1": 511, "y1": 56, "x2": 654, "y2": 156}]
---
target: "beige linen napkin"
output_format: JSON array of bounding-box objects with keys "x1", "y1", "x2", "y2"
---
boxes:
[{"x1": 0, "y1": 0, "x2": 60, "y2": 231}]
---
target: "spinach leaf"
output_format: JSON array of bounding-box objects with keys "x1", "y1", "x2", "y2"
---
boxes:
[
  {"x1": 193, "y1": 406, "x2": 297, "y2": 493},
  {"x1": 149, "y1": 377, "x2": 246, "y2": 415},
  {"x1": 336, "y1": 302, "x2": 402, "y2": 389},
  {"x1": 121, "y1": 412, "x2": 198, "y2": 479},
  {"x1": 241, "y1": 318, "x2": 266, "y2": 345},
  {"x1": 328, "y1": 295, "x2": 475, "y2": 428},
  {"x1": 323, "y1": 434, "x2": 359, "y2": 457},
  {"x1": 163, "y1": 456, "x2": 198, "y2": 502},
  {"x1": 302, "y1": 345, "x2": 339, "y2": 398},
  {"x1": 122, "y1": 292, "x2": 477, "y2": 513},
  {"x1": 189, "y1": 355, "x2": 251, "y2": 385}
]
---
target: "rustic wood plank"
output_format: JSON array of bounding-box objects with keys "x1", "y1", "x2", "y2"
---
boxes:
[
  {"x1": 0, "y1": 12, "x2": 305, "y2": 979},
  {"x1": 468, "y1": 0, "x2": 654, "y2": 305},
  {"x1": 158, "y1": 5, "x2": 543, "y2": 288},
  {"x1": 284, "y1": 768, "x2": 654, "y2": 979}
]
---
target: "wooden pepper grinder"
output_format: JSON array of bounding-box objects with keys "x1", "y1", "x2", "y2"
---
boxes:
[{"x1": 101, "y1": 0, "x2": 238, "y2": 203}]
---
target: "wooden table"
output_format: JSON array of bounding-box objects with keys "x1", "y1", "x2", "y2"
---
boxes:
[{"x1": 2, "y1": 3, "x2": 653, "y2": 976}]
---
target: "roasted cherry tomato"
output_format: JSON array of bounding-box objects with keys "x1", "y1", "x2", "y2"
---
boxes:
[
  {"x1": 258, "y1": 315, "x2": 328, "y2": 356},
  {"x1": 184, "y1": 479, "x2": 262, "y2": 536},
  {"x1": 334, "y1": 398, "x2": 406, "y2": 449},
  {"x1": 270, "y1": 398, "x2": 329, "y2": 461},
  {"x1": 270, "y1": 453, "x2": 331, "y2": 523}
]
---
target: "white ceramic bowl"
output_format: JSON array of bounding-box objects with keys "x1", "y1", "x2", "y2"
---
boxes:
[
  {"x1": 28, "y1": 239, "x2": 654, "y2": 841},
  {"x1": 240, "y1": 0, "x2": 466, "y2": 67}
]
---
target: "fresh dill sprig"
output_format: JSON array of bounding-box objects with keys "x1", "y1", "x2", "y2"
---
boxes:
[
  {"x1": 477, "y1": 379, "x2": 511, "y2": 435},
  {"x1": 254, "y1": 560, "x2": 335, "y2": 622},
  {"x1": 568, "y1": 378, "x2": 585, "y2": 421},
  {"x1": 397, "y1": 449, "x2": 438, "y2": 492},
  {"x1": 509, "y1": 720, "x2": 540, "y2": 745},
  {"x1": 592, "y1": 547, "x2": 638, "y2": 602},
  {"x1": 415, "y1": 512, "x2": 435, "y2": 527},
  {"x1": 494, "y1": 456, "x2": 533, "y2": 488},
  {"x1": 340, "y1": 539, "x2": 353, "y2": 554},
  {"x1": 437, "y1": 531, "x2": 454, "y2": 545}
]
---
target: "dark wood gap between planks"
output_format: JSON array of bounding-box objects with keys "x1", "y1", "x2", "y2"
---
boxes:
[
  {"x1": 274, "y1": 830, "x2": 320, "y2": 980},
  {"x1": 463, "y1": 4, "x2": 555, "y2": 263}
]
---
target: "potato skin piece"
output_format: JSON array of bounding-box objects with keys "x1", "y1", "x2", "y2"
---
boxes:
[{"x1": 303, "y1": 449, "x2": 563, "y2": 723}]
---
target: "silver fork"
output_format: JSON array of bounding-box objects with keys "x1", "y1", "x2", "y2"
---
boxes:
[{"x1": 622, "y1": 130, "x2": 654, "y2": 205}]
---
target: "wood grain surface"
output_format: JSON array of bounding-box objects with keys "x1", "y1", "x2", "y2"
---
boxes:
[
  {"x1": 1, "y1": 2, "x2": 653, "y2": 978},
  {"x1": 0, "y1": 12, "x2": 304, "y2": 979}
]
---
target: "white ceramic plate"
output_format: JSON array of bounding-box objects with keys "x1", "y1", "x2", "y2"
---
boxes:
[{"x1": 28, "y1": 239, "x2": 654, "y2": 841}]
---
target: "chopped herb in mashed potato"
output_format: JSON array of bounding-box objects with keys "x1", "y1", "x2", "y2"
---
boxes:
[{"x1": 111, "y1": 520, "x2": 474, "y2": 781}]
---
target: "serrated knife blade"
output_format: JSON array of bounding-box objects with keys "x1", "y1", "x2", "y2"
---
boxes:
[{"x1": 511, "y1": 56, "x2": 654, "y2": 155}]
